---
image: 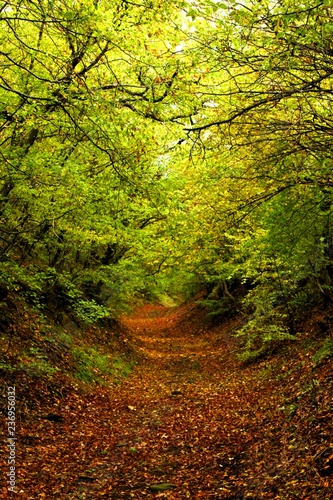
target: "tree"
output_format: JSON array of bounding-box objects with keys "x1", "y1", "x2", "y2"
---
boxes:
[
  {"x1": 2, "y1": 0, "x2": 332, "y2": 352},
  {"x1": 0, "y1": 0, "x2": 190, "y2": 320},
  {"x1": 167, "y1": 0, "x2": 333, "y2": 355}
]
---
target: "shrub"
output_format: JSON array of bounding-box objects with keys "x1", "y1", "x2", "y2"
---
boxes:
[{"x1": 236, "y1": 286, "x2": 295, "y2": 362}]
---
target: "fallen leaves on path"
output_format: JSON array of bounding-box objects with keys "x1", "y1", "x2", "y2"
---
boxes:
[{"x1": 1, "y1": 302, "x2": 332, "y2": 499}]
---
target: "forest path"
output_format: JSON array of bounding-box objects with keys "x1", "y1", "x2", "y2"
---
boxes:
[
  {"x1": 102, "y1": 302, "x2": 252, "y2": 499},
  {"x1": 13, "y1": 302, "x2": 332, "y2": 499},
  {"x1": 16, "y1": 302, "x2": 256, "y2": 500}
]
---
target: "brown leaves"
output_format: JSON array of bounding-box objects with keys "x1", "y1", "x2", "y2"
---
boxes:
[{"x1": 3, "y1": 302, "x2": 332, "y2": 499}]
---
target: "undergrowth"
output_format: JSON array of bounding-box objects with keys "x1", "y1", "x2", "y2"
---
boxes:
[
  {"x1": 73, "y1": 346, "x2": 133, "y2": 384},
  {"x1": 0, "y1": 298, "x2": 134, "y2": 388}
]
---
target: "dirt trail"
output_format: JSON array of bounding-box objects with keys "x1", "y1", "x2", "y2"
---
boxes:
[
  {"x1": 105, "y1": 303, "x2": 251, "y2": 499},
  {"x1": 6, "y1": 303, "x2": 333, "y2": 499}
]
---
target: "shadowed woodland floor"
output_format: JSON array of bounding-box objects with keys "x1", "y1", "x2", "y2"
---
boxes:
[{"x1": 1, "y1": 301, "x2": 333, "y2": 499}]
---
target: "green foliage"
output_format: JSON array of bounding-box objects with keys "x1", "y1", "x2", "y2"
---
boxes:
[
  {"x1": 198, "y1": 297, "x2": 236, "y2": 319},
  {"x1": 236, "y1": 286, "x2": 295, "y2": 362},
  {"x1": 57, "y1": 331, "x2": 74, "y2": 346},
  {"x1": 0, "y1": 261, "x2": 110, "y2": 323},
  {"x1": 312, "y1": 340, "x2": 333, "y2": 364},
  {"x1": 17, "y1": 347, "x2": 60, "y2": 377},
  {"x1": 0, "y1": 0, "x2": 188, "y2": 319},
  {"x1": 0, "y1": 361, "x2": 16, "y2": 373},
  {"x1": 74, "y1": 300, "x2": 110, "y2": 324},
  {"x1": 21, "y1": 359, "x2": 59, "y2": 378},
  {"x1": 73, "y1": 346, "x2": 133, "y2": 384},
  {"x1": 53, "y1": 273, "x2": 110, "y2": 323},
  {"x1": 1, "y1": 0, "x2": 333, "y2": 355},
  {"x1": 0, "y1": 261, "x2": 45, "y2": 297}
]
